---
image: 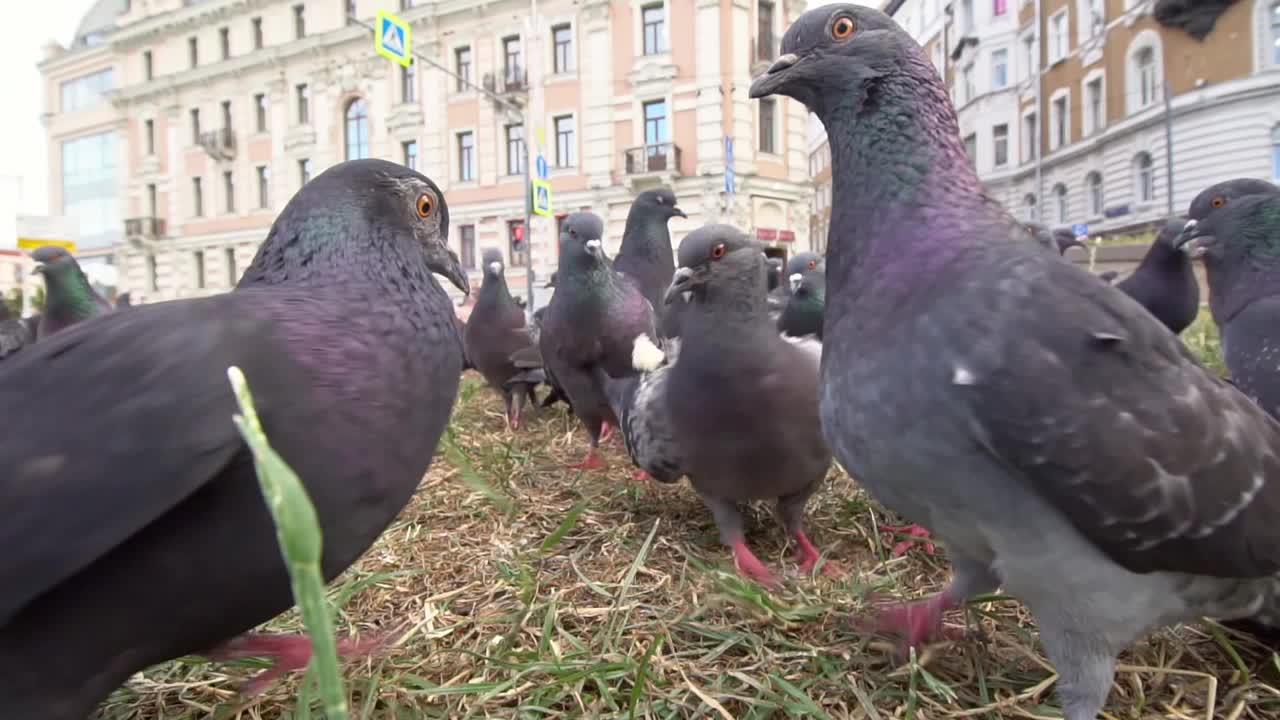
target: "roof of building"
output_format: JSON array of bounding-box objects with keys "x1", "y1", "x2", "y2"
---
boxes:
[{"x1": 72, "y1": 0, "x2": 127, "y2": 49}]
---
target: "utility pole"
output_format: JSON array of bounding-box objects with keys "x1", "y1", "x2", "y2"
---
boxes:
[
  {"x1": 522, "y1": 0, "x2": 539, "y2": 318},
  {"x1": 1033, "y1": 0, "x2": 1043, "y2": 222},
  {"x1": 1163, "y1": 80, "x2": 1175, "y2": 216}
]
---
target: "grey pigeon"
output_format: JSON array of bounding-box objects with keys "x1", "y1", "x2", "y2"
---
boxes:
[
  {"x1": 1178, "y1": 184, "x2": 1280, "y2": 419},
  {"x1": 1026, "y1": 222, "x2": 1086, "y2": 255},
  {"x1": 115, "y1": 292, "x2": 132, "y2": 309},
  {"x1": 660, "y1": 225, "x2": 835, "y2": 589},
  {"x1": 613, "y1": 188, "x2": 686, "y2": 338},
  {"x1": 752, "y1": 6, "x2": 1280, "y2": 719},
  {"x1": 777, "y1": 264, "x2": 825, "y2": 340},
  {"x1": 30, "y1": 245, "x2": 113, "y2": 339},
  {"x1": 0, "y1": 304, "x2": 32, "y2": 361},
  {"x1": 538, "y1": 212, "x2": 665, "y2": 469},
  {"x1": 767, "y1": 251, "x2": 824, "y2": 320},
  {"x1": 1097, "y1": 270, "x2": 1120, "y2": 285},
  {"x1": 0, "y1": 158, "x2": 469, "y2": 719},
  {"x1": 1111, "y1": 218, "x2": 1201, "y2": 334},
  {"x1": 464, "y1": 248, "x2": 543, "y2": 429}
]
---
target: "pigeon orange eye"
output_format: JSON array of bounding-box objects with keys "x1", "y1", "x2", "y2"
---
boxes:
[
  {"x1": 832, "y1": 16, "x2": 856, "y2": 39},
  {"x1": 1211, "y1": 196, "x2": 1226, "y2": 209},
  {"x1": 711, "y1": 243, "x2": 727, "y2": 259},
  {"x1": 807, "y1": 259, "x2": 817, "y2": 269},
  {"x1": 416, "y1": 194, "x2": 435, "y2": 218}
]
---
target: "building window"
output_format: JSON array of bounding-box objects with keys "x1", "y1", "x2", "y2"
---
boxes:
[
  {"x1": 757, "y1": 1, "x2": 776, "y2": 61},
  {"x1": 962, "y1": 63, "x2": 975, "y2": 102},
  {"x1": 403, "y1": 140, "x2": 418, "y2": 170},
  {"x1": 554, "y1": 115, "x2": 575, "y2": 167},
  {"x1": 293, "y1": 4, "x2": 306, "y2": 39},
  {"x1": 459, "y1": 225, "x2": 476, "y2": 270},
  {"x1": 223, "y1": 170, "x2": 235, "y2": 213},
  {"x1": 458, "y1": 132, "x2": 475, "y2": 181},
  {"x1": 508, "y1": 220, "x2": 528, "y2": 268},
  {"x1": 994, "y1": 0, "x2": 1007, "y2": 16},
  {"x1": 1272, "y1": 1, "x2": 1280, "y2": 66},
  {"x1": 256, "y1": 166, "x2": 269, "y2": 208},
  {"x1": 252, "y1": 17, "x2": 263, "y2": 49},
  {"x1": 255, "y1": 93, "x2": 268, "y2": 132},
  {"x1": 1053, "y1": 183, "x2": 1069, "y2": 223},
  {"x1": 1273, "y1": 125, "x2": 1280, "y2": 180},
  {"x1": 1025, "y1": 193, "x2": 1038, "y2": 221},
  {"x1": 142, "y1": 50, "x2": 153, "y2": 81},
  {"x1": 402, "y1": 60, "x2": 417, "y2": 103},
  {"x1": 1086, "y1": 171, "x2": 1104, "y2": 216},
  {"x1": 219, "y1": 27, "x2": 230, "y2": 60},
  {"x1": 503, "y1": 36, "x2": 523, "y2": 87},
  {"x1": 993, "y1": 123, "x2": 1009, "y2": 166},
  {"x1": 1084, "y1": 76, "x2": 1103, "y2": 135},
  {"x1": 345, "y1": 98, "x2": 369, "y2": 160},
  {"x1": 1051, "y1": 94, "x2": 1068, "y2": 149},
  {"x1": 1134, "y1": 46, "x2": 1158, "y2": 109},
  {"x1": 1078, "y1": 0, "x2": 1103, "y2": 43},
  {"x1": 506, "y1": 124, "x2": 525, "y2": 175},
  {"x1": 1024, "y1": 111, "x2": 1038, "y2": 161},
  {"x1": 192, "y1": 177, "x2": 203, "y2": 216},
  {"x1": 190, "y1": 108, "x2": 201, "y2": 144},
  {"x1": 147, "y1": 254, "x2": 158, "y2": 291},
  {"x1": 644, "y1": 99, "x2": 669, "y2": 151},
  {"x1": 400, "y1": 0, "x2": 413, "y2": 9},
  {"x1": 759, "y1": 98, "x2": 777, "y2": 154},
  {"x1": 299, "y1": 158, "x2": 312, "y2": 185},
  {"x1": 1048, "y1": 10, "x2": 1067, "y2": 63},
  {"x1": 1022, "y1": 33, "x2": 1037, "y2": 80},
  {"x1": 146, "y1": 183, "x2": 157, "y2": 217},
  {"x1": 221, "y1": 100, "x2": 233, "y2": 132},
  {"x1": 345, "y1": 0, "x2": 356, "y2": 24},
  {"x1": 296, "y1": 84, "x2": 310, "y2": 124},
  {"x1": 963, "y1": 133, "x2": 977, "y2": 167},
  {"x1": 959, "y1": 0, "x2": 974, "y2": 33},
  {"x1": 1134, "y1": 152, "x2": 1155, "y2": 204},
  {"x1": 188, "y1": 36, "x2": 198, "y2": 68},
  {"x1": 642, "y1": 3, "x2": 667, "y2": 55},
  {"x1": 194, "y1": 250, "x2": 206, "y2": 289},
  {"x1": 144, "y1": 119, "x2": 155, "y2": 155},
  {"x1": 553, "y1": 24, "x2": 574, "y2": 73},
  {"x1": 60, "y1": 69, "x2": 114, "y2": 113},
  {"x1": 455, "y1": 46, "x2": 472, "y2": 91},
  {"x1": 225, "y1": 247, "x2": 238, "y2": 286},
  {"x1": 991, "y1": 48, "x2": 1008, "y2": 89}
]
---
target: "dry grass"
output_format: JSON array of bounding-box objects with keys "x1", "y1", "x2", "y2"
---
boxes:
[{"x1": 97, "y1": 359, "x2": 1279, "y2": 719}]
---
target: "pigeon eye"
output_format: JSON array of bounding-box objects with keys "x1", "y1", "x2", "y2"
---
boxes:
[
  {"x1": 831, "y1": 16, "x2": 856, "y2": 39},
  {"x1": 1211, "y1": 196, "x2": 1226, "y2": 209},
  {"x1": 416, "y1": 194, "x2": 435, "y2": 218},
  {"x1": 807, "y1": 259, "x2": 817, "y2": 269},
  {"x1": 710, "y1": 243, "x2": 727, "y2": 259}
]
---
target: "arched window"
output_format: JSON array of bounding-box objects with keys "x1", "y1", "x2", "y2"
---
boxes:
[
  {"x1": 1024, "y1": 193, "x2": 1038, "y2": 222},
  {"x1": 1053, "y1": 183, "x2": 1069, "y2": 224},
  {"x1": 1272, "y1": 124, "x2": 1280, "y2": 181},
  {"x1": 1125, "y1": 32, "x2": 1163, "y2": 114},
  {"x1": 344, "y1": 98, "x2": 369, "y2": 161},
  {"x1": 1085, "y1": 171, "x2": 1104, "y2": 217},
  {"x1": 1134, "y1": 152, "x2": 1155, "y2": 204},
  {"x1": 1272, "y1": 1, "x2": 1280, "y2": 66}
]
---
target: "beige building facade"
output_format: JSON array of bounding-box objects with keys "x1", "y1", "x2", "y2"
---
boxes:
[{"x1": 41, "y1": 0, "x2": 816, "y2": 304}]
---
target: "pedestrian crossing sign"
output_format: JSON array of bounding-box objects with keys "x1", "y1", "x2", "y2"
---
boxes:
[
  {"x1": 375, "y1": 10, "x2": 412, "y2": 67},
  {"x1": 532, "y1": 180, "x2": 553, "y2": 217}
]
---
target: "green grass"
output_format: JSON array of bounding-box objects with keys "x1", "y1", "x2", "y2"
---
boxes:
[{"x1": 99, "y1": 363, "x2": 1279, "y2": 720}]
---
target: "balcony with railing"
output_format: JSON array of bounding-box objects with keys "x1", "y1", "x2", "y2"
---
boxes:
[
  {"x1": 124, "y1": 216, "x2": 166, "y2": 240},
  {"x1": 623, "y1": 143, "x2": 682, "y2": 176},
  {"x1": 501, "y1": 67, "x2": 528, "y2": 93},
  {"x1": 198, "y1": 128, "x2": 236, "y2": 161}
]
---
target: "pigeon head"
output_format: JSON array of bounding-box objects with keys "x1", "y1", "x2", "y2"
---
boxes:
[
  {"x1": 631, "y1": 188, "x2": 686, "y2": 221},
  {"x1": 792, "y1": 266, "x2": 826, "y2": 304},
  {"x1": 785, "y1": 252, "x2": 825, "y2": 292},
  {"x1": 558, "y1": 212, "x2": 607, "y2": 270},
  {"x1": 1185, "y1": 178, "x2": 1280, "y2": 227},
  {"x1": 481, "y1": 248, "x2": 505, "y2": 279},
  {"x1": 544, "y1": 270, "x2": 558, "y2": 288},
  {"x1": 247, "y1": 159, "x2": 468, "y2": 293},
  {"x1": 747, "y1": 4, "x2": 909, "y2": 114},
  {"x1": 665, "y1": 224, "x2": 762, "y2": 306},
  {"x1": 1176, "y1": 192, "x2": 1280, "y2": 267},
  {"x1": 30, "y1": 245, "x2": 77, "y2": 276},
  {"x1": 1051, "y1": 228, "x2": 1085, "y2": 254}
]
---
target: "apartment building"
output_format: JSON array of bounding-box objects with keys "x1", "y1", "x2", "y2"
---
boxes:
[
  {"x1": 876, "y1": 0, "x2": 1280, "y2": 240},
  {"x1": 40, "y1": 0, "x2": 816, "y2": 304}
]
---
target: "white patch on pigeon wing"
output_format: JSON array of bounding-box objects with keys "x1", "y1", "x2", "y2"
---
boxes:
[
  {"x1": 951, "y1": 366, "x2": 977, "y2": 385},
  {"x1": 631, "y1": 334, "x2": 666, "y2": 371}
]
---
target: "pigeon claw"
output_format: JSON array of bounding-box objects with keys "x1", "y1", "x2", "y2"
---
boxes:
[
  {"x1": 599, "y1": 421, "x2": 614, "y2": 444},
  {"x1": 731, "y1": 539, "x2": 781, "y2": 590},
  {"x1": 859, "y1": 592, "x2": 963, "y2": 655},
  {"x1": 793, "y1": 530, "x2": 844, "y2": 577},
  {"x1": 631, "y1": 469, "x2": 651, "y2": 483},
  {"x1": 568, "y1": 450, "x2": 606, "y2": 471},
  {"x1": 881, "y1": 523, "x2": 936, "y2": 557},
  {"x1": 206, "y1": 631, "x2": 388, "y2": 696}
]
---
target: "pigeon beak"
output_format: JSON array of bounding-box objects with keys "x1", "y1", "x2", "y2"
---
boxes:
[
  {"x1": 428, "y1": 244, "x2": 470, "y2": 295},
  {"x1": 1174, "y1": 219, "x2": 1212, "y2": 259},
  {"x1": 584, "y1": 238, "x2": 604, "y2": 259},
  {"x1": 487, "y1": 261, "x2": 503, "y2": 276},
  {"x1": 664, "y1": 266, "x2": 702, "y2": 306},
  {"x1": 749, "y1": 53, "x2": 800, "y2": 99},
  {"x1": 789, "y1": 272, "x2": 803, "y2": 292},
  {"x1": 672, "y1": 206, "x2": 687, "y2": 219}
]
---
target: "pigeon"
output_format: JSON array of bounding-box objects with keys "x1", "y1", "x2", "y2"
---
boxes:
[
  {"x1": 1110, "y1": 218, "x2": 1200, "y2": 334},
  {"x1": 1026, "y1": 222, "x2": 1086, "y2": 256},
  {"x1": 115, "y1": 292, "x2": 133, "y2": 309},
  {"x1": 767, "y1": 251, "x2": 824, "y2": 320},
  {"x1": 30, "y1": 245, "x2": 113, "y2": 339},
  {"x1": 538, "y1": 212, "x2": 664, "y2": 469},
  {"x1": 613, "y1": 188, "x2": 686, "y2": 337},
  {"x1": 456, "y1": 315, "x2": 475, "y2": 371},
  {"x1": 596, "y1": 337, "x2": 686, "y2": 485},
  {"x1": 0, "y1": 158, "x2": 469, "y2": 720},
  {"x1": 464, "y1": 248, "x2": 543, "y2": 429},
  {"x1": 777, "y1": 264, "x2": 826, "y2": 340},
  {"x1": 0, "y1": 304, "x2": 32, "y2": 361},
  {"x1": 751, "y1": 6, "x2": 1280, "y2": 720},
  {"x1": 1178, "y1": 185, "x2": 1280, "y2": 418},
  {"x1": 658, "y1": 225, "x2": 836, "y2": 589},
  {"x1": 1097, "y1": 270, "x2": 1120, "y2": 285}
]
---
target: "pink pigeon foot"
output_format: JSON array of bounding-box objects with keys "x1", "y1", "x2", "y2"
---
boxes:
[
  {"x1": 860, "y1": 590, "x2": 965, "y2": 654},
  {"x1": 599, "y1": 421, "x2": 614, "y2": 443},
  {"x1": 793, "y1": 530, "x2": 844, "y2": 577},
  {"x1": 731, "y1": 538, "x2": 780, "y2": 590},
  {"x1": 632, "y1": 469, "x2": 651, "y2": 482},
  {"x1": 881, "y1": 523, "x2": 936, "y2": 557},
  {"x1": 567, "y1": 449, "x2": 606, "y2": 470},
  {"x1": 206, "y1": 631, "x2": 387, "y2": 696}
]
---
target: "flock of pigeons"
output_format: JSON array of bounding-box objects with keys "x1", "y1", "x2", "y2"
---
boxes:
[
  {"x1": 0, "y1": 245, "x2": 125, "y2": 361},
  {"x1": 5, "y1": 4, "x2": 1280, "y2": 719}
]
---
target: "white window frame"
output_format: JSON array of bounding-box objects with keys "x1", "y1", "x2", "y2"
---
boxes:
[
  {"x1": 1133, "y1": 152, "x2": 1155, "y2": 205},
  {"x1": 1049, "y1": 87, "x2": 1070, "y2": 151},
  {"x1": 991, "y1": 47, "x2": 1009, "y2": 89},
  {"x1": 1052, "y1": 183, "x2": 1069, "y2": 224},
  {"x1": 1022, "y1": 108, "x2": 1039, "y2": 162},
  {"x1": 1253, "y1": 0, "x2": 1280, "y2": 71},
  {"x1": 1125, "y1": 31, "x2": 1164, "y2": 115},
  {"x1": 1076, "y1": 0, "x2": 1104, "y2": 45},
  {"x1": 634, "y1": 0, "x2": 671, "y2": 58},
  {"x1": 993, "y1": 123, "x2": 1010, "y2": 167},
  {"x1": 1048, "y1": 9, "x2": 1068, "y2": 64},
  {"x1": 1081, "y1": 69, "x2": 1106, "y2": 136},
  {"x1": 551, "y1": 112, "x2": 578, "y2": 169},
  {"x1": 1085, "y1": 170, "x2": 1104, "y2": 217}
]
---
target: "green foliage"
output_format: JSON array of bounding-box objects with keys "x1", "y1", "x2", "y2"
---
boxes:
[
  {"x1": 1181, "y1": 306, "x2": 1225, "y2": 376},
  {"x1": 5, "y1": 286, "x2": 44, "y2": 314}
]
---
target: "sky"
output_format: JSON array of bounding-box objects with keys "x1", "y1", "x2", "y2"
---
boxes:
[{"x1": 0, "y1": 0, "x2": 877, "y2": 218}]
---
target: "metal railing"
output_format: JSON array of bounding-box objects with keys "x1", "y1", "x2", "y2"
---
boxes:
[
  {"x1": 124, "y1": 216, "x2": 166, "y2": 239},
  {"x1": 623, "y1": 143, "x2": 682, "y2": 175}
]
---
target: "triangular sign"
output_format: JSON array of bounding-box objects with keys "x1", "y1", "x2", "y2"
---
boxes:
[{"x1": 381, "y1": 22, "x2": 404, "y2": 55}]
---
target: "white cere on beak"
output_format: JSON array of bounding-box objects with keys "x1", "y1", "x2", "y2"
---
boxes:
[
  {"x1": 585, "y1": 239, "x2": 602, "y2": 251},
  {"x1": 488, "y1": 261, "x2": 503, "y2": 274},
  {"x1": 631, "y1": 334, "x2": 666, "y2": 371},
  {"x1": 951, "y1": 365, "x2": 977, "y2": 386},
  {"x1": 789, "y1": 272, "x2": 803, "y2": 292},
  {"x1": 681, "y1": 290, "x2": 692, "y2": 303},
  {"x1": 1183, "y1": 219, "x2": 1198, "y2": 232}
]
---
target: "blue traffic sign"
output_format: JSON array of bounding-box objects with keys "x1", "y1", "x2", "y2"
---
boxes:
[
  {"x1": 1072, "y1": 222, "x2": 1088, "y2": 238},
  {"x1": 535, "y1": 154, "x2": 549, "y2": 180},
  {"x1": 375, "y1": 10, "x2": 412, "y2": 67},
  {"x1": 532, "y1": 180, "x2": 553, "y2": 217}
]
